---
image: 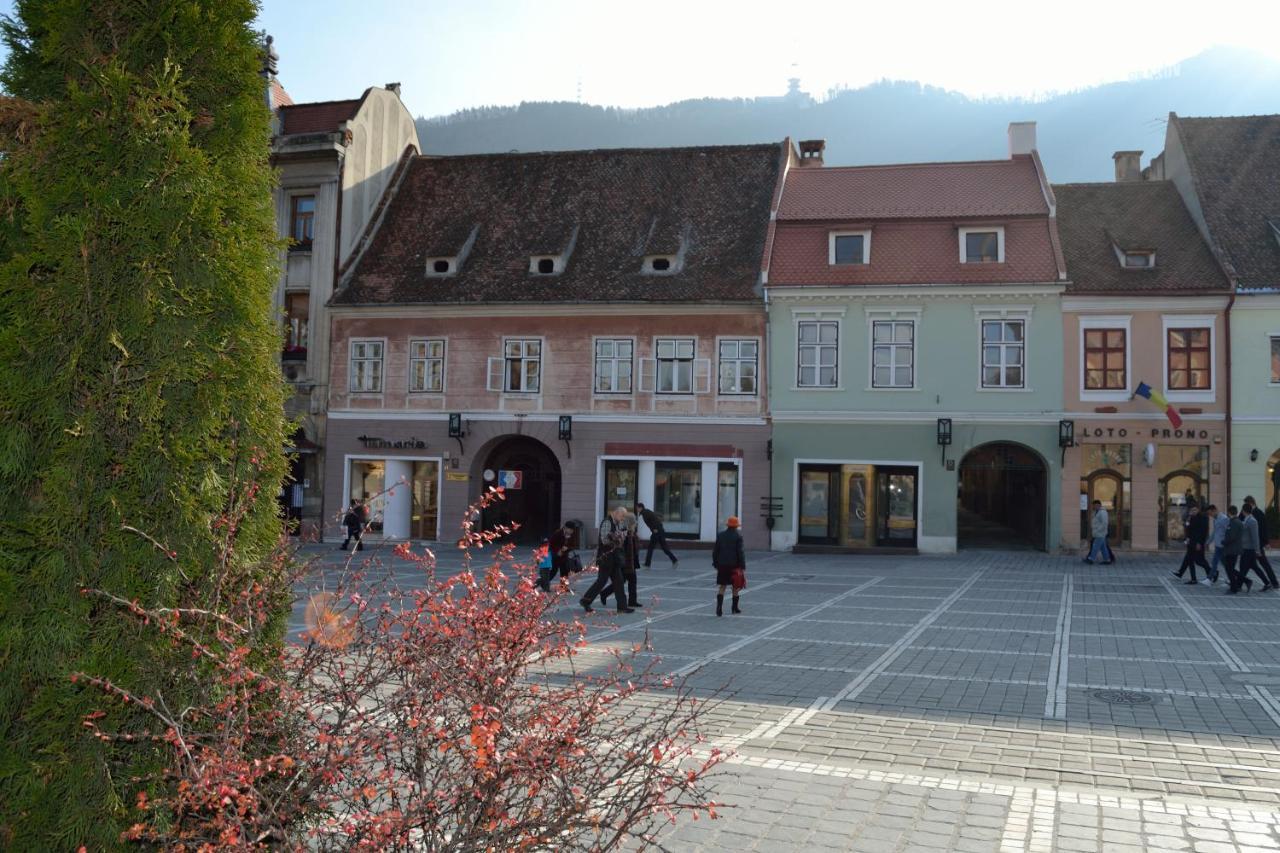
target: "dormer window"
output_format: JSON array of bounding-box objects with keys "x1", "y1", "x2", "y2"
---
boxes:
[
  {"x1": 960, "y1": 227, "x2": 1004, "y2": 263},
  {"x1": 531, "y1": 256, "x2": 560, "y2": 276},
  {"x1": 643, "y1": 254, "x2": 680, "y2": 275},
  {"x1": 829, "y1": 231, "x2": 870, "y2": 265},
  {"x1": 426, "y1": 257, "x2": 456, "y2": 277},
  {"x1": 1123, "y1": 251, "x2": 1155, "y2": 269}
]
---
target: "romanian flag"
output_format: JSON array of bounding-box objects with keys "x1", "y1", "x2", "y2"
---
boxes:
[{"x1": 1133, "y1": 382, "x2": 1183, "y2": 428}]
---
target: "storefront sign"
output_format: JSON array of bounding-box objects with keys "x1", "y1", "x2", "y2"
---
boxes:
[
  {"x1": 356, "y1": 434, "x2": 427, "y2": 450},
  {"x1": 445, "y1": 471, "x2": 469, "y2": 482},
  {"x1": 1079, "y1": 426, "x2": 1212, "y2": 441}
]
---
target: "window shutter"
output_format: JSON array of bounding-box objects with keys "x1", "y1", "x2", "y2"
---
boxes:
[
  {"x1": 486, "y1": 357, "x2": 504, "y2": 392},
  {"x1": 693, "y1": 358, "x2": 712, "y2": 394},
  {"x1": 638, "y1": 357, "x2": 655, "y2": 392}
]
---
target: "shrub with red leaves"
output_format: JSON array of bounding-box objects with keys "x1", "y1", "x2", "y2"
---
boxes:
[{"x1": 76, "y1": 487, "x2": 725, "y2": 850}]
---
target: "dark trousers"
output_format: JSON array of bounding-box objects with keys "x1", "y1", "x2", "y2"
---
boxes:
[
  {"x1": 1223, "y1": 553, "x2": 1243, "y2": 591},
  {"x1": 645, "y1": 529, "x2": 678, "y2": 566},
  {"x1": 581, "y1": 553, "x2": 627, "y2": 612},
  {"x1": 1176, "y1": 543, "x2": 1211, "y2": 581},
  {"x1": 339, "y1": 525, "x2": 364, "y2": 551},
  {"x1": 1240, "y1": 550, "x2": 1270, "y2": 589},
  {"x1": 1257, "y1": 546, "x2": 1279, "y2": 587},
  {"x1": 599, "y1": 568, "x2": 638, "y2": 608}
]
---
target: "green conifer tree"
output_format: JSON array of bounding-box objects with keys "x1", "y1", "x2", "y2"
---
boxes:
[{"x1": 0, "y1": 2, "x2": 287, "y2": 845}]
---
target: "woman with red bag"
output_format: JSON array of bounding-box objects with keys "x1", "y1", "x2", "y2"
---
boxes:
[{"x1": 712, "y1": 516, "x2": 747, "y2": 616}]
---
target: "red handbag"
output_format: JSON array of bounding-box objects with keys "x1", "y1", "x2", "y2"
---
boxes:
[{"x1": 730, "y1": 567, "x2": 746, "y2": 591}]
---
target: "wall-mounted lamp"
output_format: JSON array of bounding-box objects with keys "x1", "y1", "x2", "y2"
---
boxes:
[
  {"x1": 937, "y1": 418, "x2": 952, "y2": 467},
  {"x1": 558, "y1": 415, "x2": 573, "y2": 459},
  {"x1": 1251, "y1": 448, "x2": 1260, "y2": 462},
  {"x1": 448, "y1": 412, "x2": 467, "y2": 456},
  {"x1": 1058, "y1": 419, "x2": 1075, "y2": 466}
]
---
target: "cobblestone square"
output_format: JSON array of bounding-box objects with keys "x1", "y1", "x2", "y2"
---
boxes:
[{"x1": 296, "y1": 546, "x2": 1280, "y2": 851}]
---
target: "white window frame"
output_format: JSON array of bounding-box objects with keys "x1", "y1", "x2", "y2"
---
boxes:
[
  {"x1": 1078, "y1": 315, "x2": 1133, "y2": 402},
  {"x1": 593, "y1": 336, "x2": 635, "y2": 395},
  {"x1": 795, "y1": 319, "x2": 841, "y2": 389},
  {"x1": 974, "y1": 306, "x2": 1032, "y2": 392},
  {"x1": 649, "y1": 337, "x2": 701, "y2": 396},
  {"x1": 959, "y1": 226, "x2": 1006, "y2": 264},
  {"x1": 489, "y1": 337, "x2": 543, "y2": 395},
  {"x1": 828, "y1": 230, "x2": 871, "y2": 266},
  {"x1": 979, "y1": 318, "x2": 1026, "y2": 389},
  {"x1": 408, "y1": 338, "x2": 446, "y2": 393},
  {"x1": 348, "y1": 338, "x2": 385, "y2": 394},
  {"x1": 1270, "y1": 333, "x2": 1280, "y2": 386},
  {"x1": 1162, "y1": 314, "x2": 1215, "y2": 403},
  {"x1": 866, "y1": 308, "x2": 921, "y2": 391},
  {"x1": 716, "y1": 337, "x2": 760, "y2": 396}
]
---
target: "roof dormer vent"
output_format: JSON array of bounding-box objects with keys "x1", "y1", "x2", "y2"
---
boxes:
[
  {"x1": 526, "y1": 224, "x2": 578, "y2": 277},
  {"x1": 531, "y1": 256, "x2": 559, "y2": 276},
  {"x1": 643, "y1": 255, "x2": 679, "y2": 275},
  {"x1": 423, "y1": 223, "x2": 478, "y2": 279}
]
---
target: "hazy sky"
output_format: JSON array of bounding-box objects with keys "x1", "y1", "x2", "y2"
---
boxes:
[{"x1": 3, "y1": 1, "x2": 1277, "y2": 118}]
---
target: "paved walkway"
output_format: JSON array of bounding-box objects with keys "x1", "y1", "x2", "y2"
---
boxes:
[{"x1": 294, "y1": 545, "x2": 1280, "y2": 851}]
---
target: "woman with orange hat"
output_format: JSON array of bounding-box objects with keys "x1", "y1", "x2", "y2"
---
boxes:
[{"x1": 711, "y1": 516, "x2": 747, "y2": 616}]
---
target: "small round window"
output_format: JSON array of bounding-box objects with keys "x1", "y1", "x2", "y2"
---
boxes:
[
  {"x1": 432, "y1": 259, "x2": 451, "y2": 274},
  {"x1": 537, "y1": 258, "x2": 555, "y2": 275},
  {"x1": 651, "y1": 257, "x2": 672, "y2": 272}
]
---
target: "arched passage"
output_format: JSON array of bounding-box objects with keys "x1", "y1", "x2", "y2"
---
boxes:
[
  {"x1": 476, "y1": 435, "x2": 562, "y2": 544},
  {"x1": 957, "y1": 442, "x2": 1047, "y2": 550}
]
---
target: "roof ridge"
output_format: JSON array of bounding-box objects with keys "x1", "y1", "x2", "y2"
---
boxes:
[
  {"x1": 278, "y1": 97, "x2": 362, "y2": 110},
  {"x1": 416, "y1": 142, "x2": 784, "y2": 161},
  {"x1": 793, "y1": 157, "x2": 1031, "y2": 173}
]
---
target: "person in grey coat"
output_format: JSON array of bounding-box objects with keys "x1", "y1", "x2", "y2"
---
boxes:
[
  {"x1": 1238, "y1": 506, "x2": 1270, "y2": 592},
  {"x1": 1222, "y1": 506, "x2": 1247, "y2": 593}
]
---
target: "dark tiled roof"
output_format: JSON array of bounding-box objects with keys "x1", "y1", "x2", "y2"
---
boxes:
[
  {"x1": 777, "y1": 157, "x2": 1049, "y2": 220},
  {"x1": 333, "y1": 144, "x2": 785, "y2": 305},
  {"x1": 1173, "y1": 113, "x2": 1280, "y2": 290},
  {"x1": 1053, "y1": 181, "x2": 1229, "y2": 294},
  {"x1": 278, "y1": 97, "x2": 362, "y2": 135}
]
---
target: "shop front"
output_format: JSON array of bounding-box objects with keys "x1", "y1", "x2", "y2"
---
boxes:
[
  {"x1": 600, "y1": 455, "x2": 746, "y2": 544},
  {"x1": 1064, "y1": 421, "x2": 1225, "y2": 551},
  {"x1": 796, "y1": 463, "x2": 919, "y2": 549}
]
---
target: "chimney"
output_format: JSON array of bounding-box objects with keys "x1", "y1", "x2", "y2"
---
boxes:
[
  {"x1": 1007, "y1": 121, "x2": 1037, "y2": 157},
  {"x1": 1113, "y1": 150, "x2": 1143, "y2": 182},
  {"x1": 385, "y1": 82, "x2": 402, "y2": 97},
  {"x1": 797, "y1": 139, "x2": 825, "y2": 167}
]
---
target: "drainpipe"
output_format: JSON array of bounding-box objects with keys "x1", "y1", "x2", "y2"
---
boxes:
[{"x1": 1224, "y1": 292, "x2": 1234, "y2": 505}]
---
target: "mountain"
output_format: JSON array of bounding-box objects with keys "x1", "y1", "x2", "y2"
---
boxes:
[{"x1": 416, "y1": 47, "x2": 1280, "y2": 183}]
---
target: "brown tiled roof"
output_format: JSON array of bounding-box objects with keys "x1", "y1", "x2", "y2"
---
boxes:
[
  {"x1": 1173, "y1": 113, "x2": 1280, "y2": 290},
  {"x1": 278, "y1": 97, "x2": 362, "y2": 135},
  {"x1": 777, "y1": 157, "x2": 1050, "y2": 220},
  {"x1": 1053, "y1": 182, "x2": 1229, "y2": 294},
  {"x1": 269, "y1": 79, "x2": 294, "y2": 108},
  {"x1": 333, "y1": 144, "x2": 785, "y2": 305}
]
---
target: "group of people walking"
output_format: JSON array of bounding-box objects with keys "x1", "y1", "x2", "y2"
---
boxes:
[
  {"x1": 1172, "y1": 496, "x2": 1277, "y2": 594},
  {"x1": 576, "y1": 503, "x2": 746, "y2": 617}
]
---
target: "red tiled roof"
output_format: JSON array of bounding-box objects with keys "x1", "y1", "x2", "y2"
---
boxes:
[
  {"x1": 333, "y1": 144, "x2": 786, "y2": 306},
  {"x1": 278, "y1": 98, "x2": 361, "y2": 135},
  {"x1": 1172, "y1": 113, "x2": 1280, "y2": 290},
  {"x1": 1053, "y1": 181, "x2": 1229, "y2": 294},
  {"x1": 269, "y1": 79, "x2": 293, "y2": 108},
  {"x1": 777, "y1": 157, "x2": 1050, "y2": 221}
]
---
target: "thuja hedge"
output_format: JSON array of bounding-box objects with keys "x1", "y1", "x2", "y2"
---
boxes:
[{"x1": 0, "y1": 1, "x2": 288, "y2": 846}]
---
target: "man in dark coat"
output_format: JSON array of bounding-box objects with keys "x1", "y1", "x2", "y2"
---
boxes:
[
  {"x1": 711, "y1": 516, "x2": 746, "y2": 616},
  {"x1": 637, "y1": 502, "x2": 678, "y2": 568},
  {"x1": 1173, "y1": 503, "x2": 1211, "y2": 584},
  {"x1": 580, "y1": 506, "x2": 633, "y2": 614},
  {"x1": 338, "y1": 500, "x2": 365, "y2": 551},
  {"x1": 1245, "y1": 496, "x2": 1279, "y2": 588}
]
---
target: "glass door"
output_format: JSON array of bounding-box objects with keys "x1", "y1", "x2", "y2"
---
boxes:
[
  {"x1": 604, "y1": 460, "x2": 639, "y2": 515},
  {"x1": 348, "y1": 460, "x2": 386, "y2": 535},
  {"x1": 841, "y1": 464, "x2": 873, "y2": 547},
  {"x1": 875, "y1": 467, "x2": 918, "y2": 547},
  {"x1": 1085, "y1": 472, "x2": 1124, "y2": 544},
  {"x1": 653, "y1": 462, "x2": 702, "y2": 537},
  {"x1": 717, "y1": 463, "x2": 739, "y2": 530},
  {"x1": 411, "y1": 461, "x2": 439, "y2": 540},
  {"x1": 798, "y1": 466, "x2": 839, "y2": 543}
]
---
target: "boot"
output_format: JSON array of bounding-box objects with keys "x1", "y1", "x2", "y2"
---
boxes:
[
  {"x1": 732, "y1": 595, "x2": 741, "y2": 614},
  {"x1": 716, "y1": 594, "x2": 723, "y2": 617}
]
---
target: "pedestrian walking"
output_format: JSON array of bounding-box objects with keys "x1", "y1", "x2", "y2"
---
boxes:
[
  {"x1": 1206, "y1": 504, "x2": 1228, "y2": 584},
  {"x1": 637, "y1": 502, "x2": 679, "y2": 568},
  {"x1": 1240, "y1": 503, "x2": 1273, "y2": 592},
  {"x1": 548, "y1": 522, "x2": 574, "y2": 580},
  {"x1": 580, "y1": 506, "x2": 634, "y2": 614},
  {"x1": 1172, "y1": 502, "x2": 1211, "y2": 584},
  {"x1": 1084, "y1": 500, "x2": 1110, "y2": 564},
  {"x1": 338, "y1": 500, "x2": 365, "y2": 551},
  {"x1": 1245, "y1": 497, "x2": 1279, "y2": 588},
  {"x1": 711, "y1": 516, "x2": 746, "y2": 616},
  {"x1": 1222, "y1": 505, "x2": 1247, "y2": 594},
  {"x1": 599, "y1": 510, "x2": 641, "y2": 610}
]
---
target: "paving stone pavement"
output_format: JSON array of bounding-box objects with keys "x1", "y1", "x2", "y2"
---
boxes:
[{"x1": 293, "y1": 545, "x2": 1280, "y2": 852}]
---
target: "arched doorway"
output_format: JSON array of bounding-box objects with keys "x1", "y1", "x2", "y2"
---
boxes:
[
  {"x1": 479, "y1": 436, "x2": 562, "y2": 544},
  {"x1": 957, "y1": 442, "x2": 1047, "y2": 550}
]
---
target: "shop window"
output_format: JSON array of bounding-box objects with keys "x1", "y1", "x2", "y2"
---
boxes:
[
  {"x1": 717, "y1": 339, "x2": 758, "y2": 395},
  {"x1": 980, "y1": 319, "x2": 1024, "y2": 388},
  {"x1": 716, "y1": 463, "x2": 739, "y2": 530},
  {"x1": 349, "y1": 340, "x2": 384, "y2": 393},
  {"x1": 1079, "y1": 444, "x2": 1131, "y2": 544},
  {"x1": 871, "y1": 320, "x2": 914, "y2": 388},
  {"x1": 594, "y1": 338, "x2": 634, "y2": 394},
  {"x1": 604, "y1": 461, "x2": 638, "y2": 513},
  {"x1": 1084, "y1": 328, "x2": 1126, "y2": 390},
  {"x1": 1270, "y1": 335, "x2": 1279, "y2": 384},
  {"x1": 348, "y1": 460, "x2": 385, "y2": 534},
  {"x1": 653, "y1": 462, "x2": 701, "y2": 537},
  {"x1": 409, "y1": 339, "x2": 445, "y2": 393},
  {"x1": 411, "y1": 461, "x2": 439, "y2": 539},
  {"x1": 1167, "y1": 328, "x2": 1210, "y2": 390}
]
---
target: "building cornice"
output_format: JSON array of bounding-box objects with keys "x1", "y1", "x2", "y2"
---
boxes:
[
  {"x1": 1063, "y1": 295, "x2": 1231, "y2": 312},
  {"x1": 773, "y1": 409, "x2": 1228, "y2": 424},
  {"x1": 327, "y1": 302, "x2": 765, "y2": 319},
  {"x1": 765, "y1": 283, "x2": 1065, "y2": 301},
  {"x1": 328, "y1": 410, "x2": 769, "y2": 426}
]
